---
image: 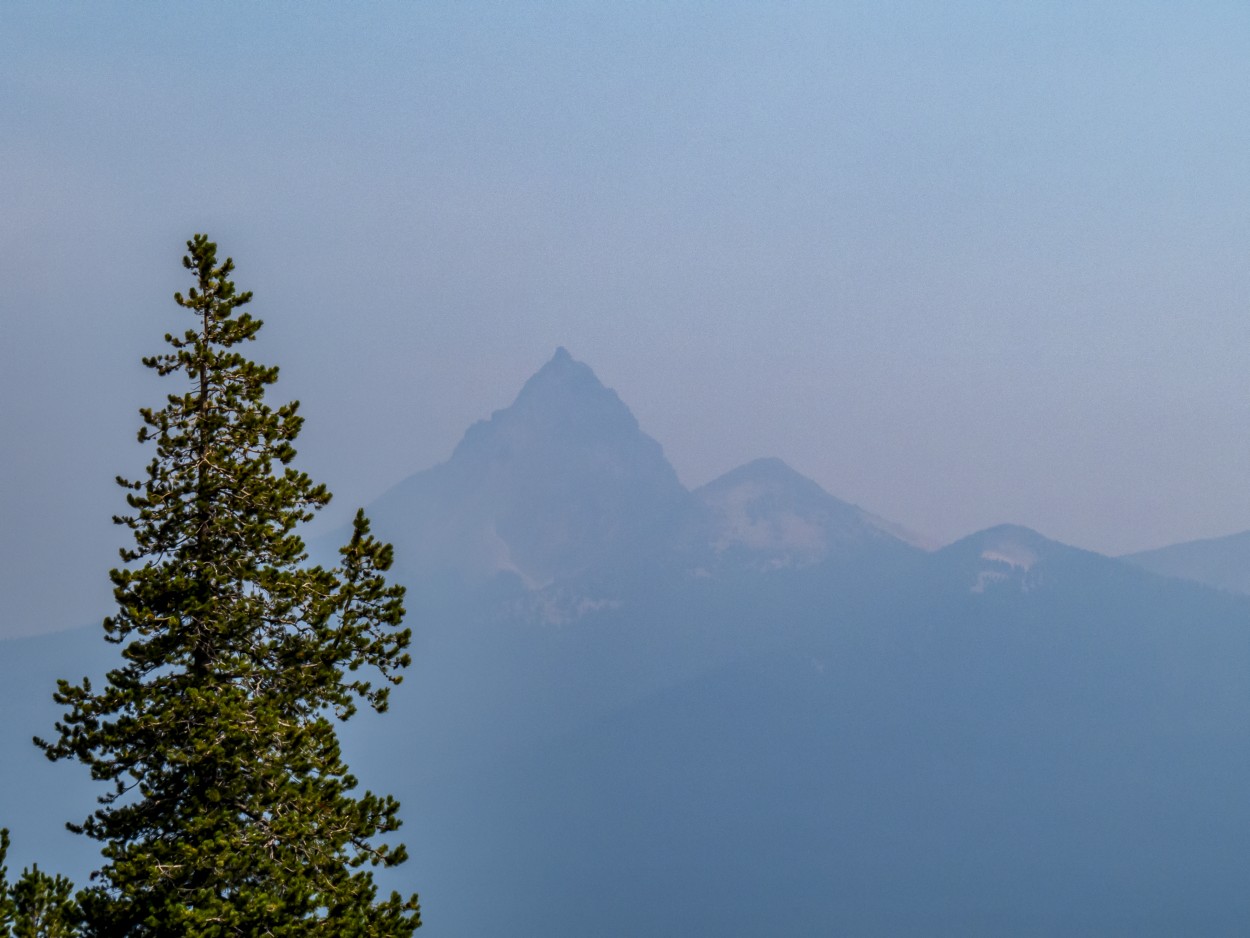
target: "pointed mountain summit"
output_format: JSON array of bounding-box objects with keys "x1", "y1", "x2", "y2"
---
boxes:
[
  {"x1": 487, "y1": 346, "x2": 626, "y2": 431},
  {"x1": 370, "y1": 349, "x2": 687, "y2": 587},
  {"x1": 451, "y1": 347, "x2": 665, "y2": 469}
]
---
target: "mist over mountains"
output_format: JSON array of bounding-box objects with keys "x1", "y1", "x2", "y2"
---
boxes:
[{"x1": 6, "y1": 349, "x2": 1250, "y2": 935}]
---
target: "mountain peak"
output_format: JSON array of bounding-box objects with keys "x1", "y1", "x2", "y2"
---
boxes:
[
  {"x1": 951, "y1": 524, "x2": 1056, "y2": 555},
  {"x1": 542, "y1": 345, "x2": 588, "y2": 376},
  {"x1": 717, "y1": 457, "x2": 810, "y2": 485},
  {"x1": 531, "y1": 345, "x2": 581, "y2": 382},
  {"x1": 380, "y1": 349, "x2": 687, "y2": 587},
  {"x1": 688, "y1": 458, "x2": 916, "y2": 572},
  {"x1": 935, "y1": 524, "x2": 1105, "y2": 595},
  {"x1": 506, "y1": 347, "x2": 631, "y2": 426}
]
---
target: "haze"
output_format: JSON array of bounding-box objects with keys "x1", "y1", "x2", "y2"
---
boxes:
[{"x1": 4, "y1": 1, "x2": 1250, "y2": 638}]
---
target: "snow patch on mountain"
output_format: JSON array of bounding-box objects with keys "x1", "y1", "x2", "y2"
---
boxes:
[
  {"x1": 980, "y1": 544, "x2": 1039, "y2": 571},
  {"x1": 690, "y1": 457, "x2": 916, "y2": 573},
  {"x1": 707, "y1": 480, "x2": 828, "y2": 556}
]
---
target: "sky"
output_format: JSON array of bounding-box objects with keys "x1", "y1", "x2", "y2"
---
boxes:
[{"x1": 3, "y1": 1, "x2": 1250, "y2": 637}]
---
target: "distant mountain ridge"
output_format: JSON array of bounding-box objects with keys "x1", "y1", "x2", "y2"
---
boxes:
[{"x1": 1121, "y1": 529, "x2": 1250, "y2": 594}]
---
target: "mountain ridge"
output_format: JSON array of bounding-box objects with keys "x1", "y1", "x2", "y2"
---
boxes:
[{"x1": 1121, "y1": 528, "x2": 1250, "y2": 594}]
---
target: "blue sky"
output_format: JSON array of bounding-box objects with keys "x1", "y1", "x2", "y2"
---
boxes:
[{"x1": 3, "y1": 1, "x2": 1250, "y2": 636}]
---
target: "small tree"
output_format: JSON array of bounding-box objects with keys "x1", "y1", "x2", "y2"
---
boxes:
[
  {"x1": 0, "y1": 830, "x2": 80, "y2": 937},
  {"x1": 38, "y1": 235, "x2": 420, "y2": 935}
]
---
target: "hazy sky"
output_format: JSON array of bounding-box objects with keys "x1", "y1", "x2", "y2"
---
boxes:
[{"x1": 4, "y1": 2, "x2": 1250, "y2": 637}]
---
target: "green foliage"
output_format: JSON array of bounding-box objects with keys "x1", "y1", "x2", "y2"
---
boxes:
[
  {"x1": 0, "y1": 830, "x2": 81, "y2": 938},
  {"x1": 37, "y1": 235, "x2": 420, "y2": 935}
]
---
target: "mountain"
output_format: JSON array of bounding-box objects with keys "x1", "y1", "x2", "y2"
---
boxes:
[
  {"x1": 1121, "y1": 529, "x2": 1250, "y2": 594},
  {"x1": 379, "y1": 517, "x2": 1250, "y2": 936},
  {"x1": 8, "y1": 350, "x2": 1250, "y2": 936},
  {"x1": 365, "y1": 347, "x2": 688, "y2": 590},
  {"x1": 682, "y1": 456, "x2": 923, "y2": 574}
]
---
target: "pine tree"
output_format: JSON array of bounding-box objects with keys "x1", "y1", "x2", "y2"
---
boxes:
[
  {"x1": 37, "y1": 235, "x2": 420, "y2": 936},
  {"x1": 0, "y1": 830, "x2": 81, "y2": 937}
]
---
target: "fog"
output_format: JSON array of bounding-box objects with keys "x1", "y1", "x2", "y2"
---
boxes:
[{"x1": 4, "y1": 1, "x2": 1250, "y2": 637}]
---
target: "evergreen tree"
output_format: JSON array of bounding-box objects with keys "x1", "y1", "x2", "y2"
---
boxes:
[
  {"x1": 0, "y1": 830, "x2": 81, "y2": 937},
  {"x1": 38, "y1": 235, "x2": 420, "y2": 936}
]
